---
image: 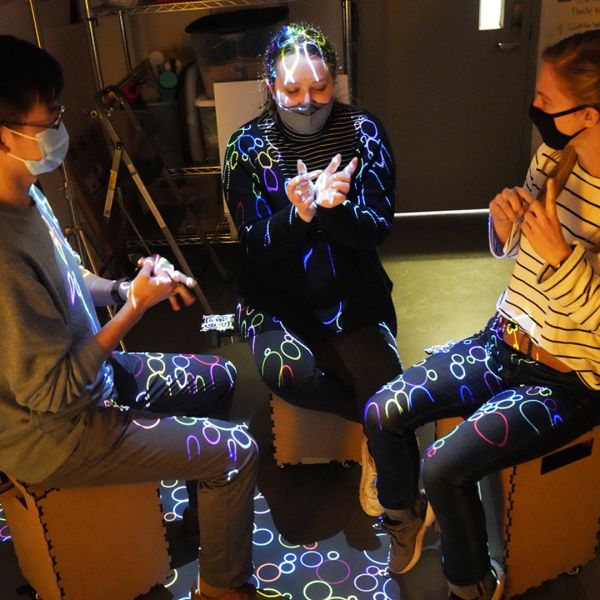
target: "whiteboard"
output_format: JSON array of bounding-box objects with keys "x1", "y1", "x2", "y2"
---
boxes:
[{"x1": 539, "y1": 0, "x2": 600, "y2": 56}]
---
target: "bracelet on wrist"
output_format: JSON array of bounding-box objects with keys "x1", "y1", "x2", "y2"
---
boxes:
[
  {"x1": 552, "y1": 248, "x2": 573, "y2": 271},
  {"x1": 110, "y1": 278, "x2": 131, "y2": 304}
]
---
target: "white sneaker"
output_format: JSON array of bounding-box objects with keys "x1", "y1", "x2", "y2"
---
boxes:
[{"x1": 359, "y1": 436, "x2": 385, "y2": 517}]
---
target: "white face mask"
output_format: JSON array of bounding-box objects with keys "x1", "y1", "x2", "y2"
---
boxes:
[{"x1": 6, "y1": 122, "x2": 69, "y2": 175}]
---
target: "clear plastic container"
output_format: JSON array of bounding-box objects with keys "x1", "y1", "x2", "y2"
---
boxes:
[{"x1": 185, "y1": 7, "x2": 288, "y2": 99}]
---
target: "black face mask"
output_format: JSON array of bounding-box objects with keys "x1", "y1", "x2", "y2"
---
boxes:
[{"x1": 529, "y1": 103, "x2": 589, "y2": 150}]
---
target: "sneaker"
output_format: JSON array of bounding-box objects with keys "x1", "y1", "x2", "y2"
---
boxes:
[
  {"x1": 359, "y1": 436, "x2": 385, "y2": 517},
  {"x1": 381, "y1": 492, "x2": 435, "y2": 574},
  {"x1": 448, "y1": 560, "x2": 505, "y2": 600},
  {"x1": 182, "y1": 505, "x2": 200, "y2": 541}
]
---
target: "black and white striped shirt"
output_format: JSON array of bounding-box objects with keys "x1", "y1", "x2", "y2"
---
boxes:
[{"x1": 491, "y1": 143, "x2": 600, "y2": 388}]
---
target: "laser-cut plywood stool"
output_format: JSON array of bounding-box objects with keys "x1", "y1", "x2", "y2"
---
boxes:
[
  {"x1": 436, "y1": 418, "x2": 600, "y2": 598},
  {"x1": 0, "y1": 477, "x2": 171, "y2": 600},
  {"x1": 270, "y1": 393, "x2": 363, "y2": 466}
]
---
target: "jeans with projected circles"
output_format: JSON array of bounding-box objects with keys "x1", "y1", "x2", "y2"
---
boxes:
[
  {"x1": 237, "y1": 301, "x2": 403, "y2": 423},
  {"x1": 364, "y1": 315, "x2": 600, "y2": 586},
  {"x1": 35, "y1": 350, "x2": 257, "y2": 589}
]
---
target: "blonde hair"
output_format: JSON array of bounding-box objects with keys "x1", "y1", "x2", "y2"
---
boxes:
[{"x1": 538, "y1": 29, "x2": 600, "y2": 204}]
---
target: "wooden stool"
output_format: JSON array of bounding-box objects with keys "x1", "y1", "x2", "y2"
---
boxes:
[
  {"x1": 436, "y1": 418, "x2": 600, "y2": 598},
  {"x1": 270, "y1": 393, "x2": 363, "y2": 466},
  {"x1": 0, "y1": 477, "x2": 171, "y2": 600}
]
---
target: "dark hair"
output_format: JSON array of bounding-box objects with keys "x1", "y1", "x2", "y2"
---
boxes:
[
  {"x1": 262, "y1": 22, "x2": 337, "y2": 85},
  {"x1": 538, "y1": 29, "x2": 600, "y2": 204},
  {"x1": 0, "y1": 35, "x2": 63, "y2": 124}
]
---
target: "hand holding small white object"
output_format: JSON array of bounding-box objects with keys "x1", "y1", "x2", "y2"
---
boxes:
[{"x1": 136, "y1": 254, "x2": 196, "y2": 312}]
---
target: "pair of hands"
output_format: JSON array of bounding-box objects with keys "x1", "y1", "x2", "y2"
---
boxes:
[
  {"x1": 286, "y1": 154, "x2": 359, "y2": 223},
  {"x1": 128, "y1": 255, "x2": 196, "y2": 314},
  {"x1": 489, "y1": 178, "x2": 572, "y2": 267}
]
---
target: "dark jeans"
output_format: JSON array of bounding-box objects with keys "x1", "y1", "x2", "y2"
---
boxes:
[
  {"x1": 38, "y1": 351, "x2": 258, "y2": 588},
  {"x1": 364, "y1": 315, "x2": 600, "y2": 586},
  {"x1": 238, "y1": 302, "x2": 403, "y2": 422}
]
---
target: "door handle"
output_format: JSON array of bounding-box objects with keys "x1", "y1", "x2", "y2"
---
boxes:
[{"x1": 497, "y1": 41, "x2": 520, "y2": 50}]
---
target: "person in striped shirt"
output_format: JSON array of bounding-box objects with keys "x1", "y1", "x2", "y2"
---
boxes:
[
  {"x1": 363, "y1": 29, "x2": 600, "y2": 600},
  {"x1": 222, "y1": 23, "x2": 402, "y2": 518}
]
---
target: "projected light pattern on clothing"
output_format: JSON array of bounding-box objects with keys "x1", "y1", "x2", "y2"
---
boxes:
[
  {"x1": 237, "y1": 303, "x2": 314, "y2": 388},
  {"x1": 426, "y1": 385, "x2": 561, "y2": 458},
  {"x1": 107, "y1": 352, "x2": 236, "y2": 413},
  {"x1": 31, "y1": 185, "x2": 115, "y2": 395},
  {"x1": 223, "y1": 109, "x2": 394, "y2": 248},
  {"x1": 129, "y1": 418, "x2": 255, "y2": 487},
  {"x1": 0, "y1": 505, "x2": 9, "y2": 542},
  {"x1": 364, "y1": 318, "x2": 566, "y2": 455},
  {"x1": 31, "y1": 185, "x2": 99, "y2": 333},
  {"x1": 223, "y1": 102, "x2": 396, "y2": 344}
]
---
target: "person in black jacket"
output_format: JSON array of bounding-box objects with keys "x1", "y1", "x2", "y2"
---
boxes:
[{"x1": 223, "y1": 22, "x2": 402, "y2": 517}]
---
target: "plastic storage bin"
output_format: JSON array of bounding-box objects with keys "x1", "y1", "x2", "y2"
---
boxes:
[{"x1": 185, "y1": 7, "x2": 288, "y2": 99}]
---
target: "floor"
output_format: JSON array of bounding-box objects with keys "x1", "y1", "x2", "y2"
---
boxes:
[{"x1": 2, "y1": 214, "x2": 599, "y2": 599}]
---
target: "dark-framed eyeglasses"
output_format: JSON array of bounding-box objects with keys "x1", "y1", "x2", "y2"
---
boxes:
[{"x1": 1, "y1": 105, "x2": 65, "y2": 131}]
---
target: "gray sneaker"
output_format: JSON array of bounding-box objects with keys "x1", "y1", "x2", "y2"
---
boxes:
[{"x1": 381, "y1": 492, "x2": 435, "y2": 575}]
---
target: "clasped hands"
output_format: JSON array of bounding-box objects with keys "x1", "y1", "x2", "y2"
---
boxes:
[
  {"x1": 128, "y1": 255, "x2": 196, "y2": 313},
  {"x1": 286, "y1": 153, "x2": 359, "y2": 223},
  {"x1": 489, "y1": 178, "x2": 572, "y2": 267}
]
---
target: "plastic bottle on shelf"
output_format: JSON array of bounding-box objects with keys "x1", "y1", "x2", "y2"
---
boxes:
[
  {"x1": 148, "y1": 50, "x2": 165, "y2": 79},
  {"x1": 158, "y1": 70, "x2": 178, "y2": 101}
]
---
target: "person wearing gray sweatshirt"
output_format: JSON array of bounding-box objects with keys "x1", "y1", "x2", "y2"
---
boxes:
[{"x1": 0, "y1": 35, "x2": 264, "y2": 600}]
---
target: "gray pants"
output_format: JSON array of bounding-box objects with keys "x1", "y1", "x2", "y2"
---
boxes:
[{"x1": 36, "y1": 351, "x2": 258, "y2": 589}]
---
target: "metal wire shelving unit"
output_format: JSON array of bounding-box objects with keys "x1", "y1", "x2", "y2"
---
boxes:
[{"x1": 82, "y1": 0, "x2": 354, "y2": 244}]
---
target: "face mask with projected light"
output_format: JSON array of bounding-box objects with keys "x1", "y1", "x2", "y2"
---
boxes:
[{"x1": 276, "y1": 99, "x2": 334, "y2": 135}]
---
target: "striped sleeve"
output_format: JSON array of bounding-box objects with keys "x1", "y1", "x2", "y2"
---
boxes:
[{"x1": 538, "y1": 242, "x2": 600, "y2": 333}]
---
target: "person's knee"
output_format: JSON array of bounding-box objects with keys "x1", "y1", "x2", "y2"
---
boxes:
[
  {"x1": 230, "y1": 429, "x2": 259, "y2": 480},
  {"x1": 363, "y1": 379, "x2": 410, "y2": 434},
  {"x1": 421, "y1": 453, "x2": 445, "y2": 498},
  {"x1": 259, "y1": 351, "x2": 317, "y2": 395},
  {"x1": 197, "y1": 427, "x2": 258, "y2": 488},
  {"x1": 213, "y1": 357, "x2": 237, "y2": 398},
  {"x1": 421, "y1": 444, "x2": 467, "y2": 499}
]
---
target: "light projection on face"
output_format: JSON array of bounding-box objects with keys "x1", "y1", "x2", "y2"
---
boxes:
[
  {"x1": 275, "y1": 41, "x2": 328, "y2": 109},
  {"x1": 266, "y1": 24, "x2": 332, "y2": 95}
]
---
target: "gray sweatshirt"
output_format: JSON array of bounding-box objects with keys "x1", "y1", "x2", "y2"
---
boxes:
[{"x1": 0, "y1": 185, "x2": 113, "y2": 483}]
